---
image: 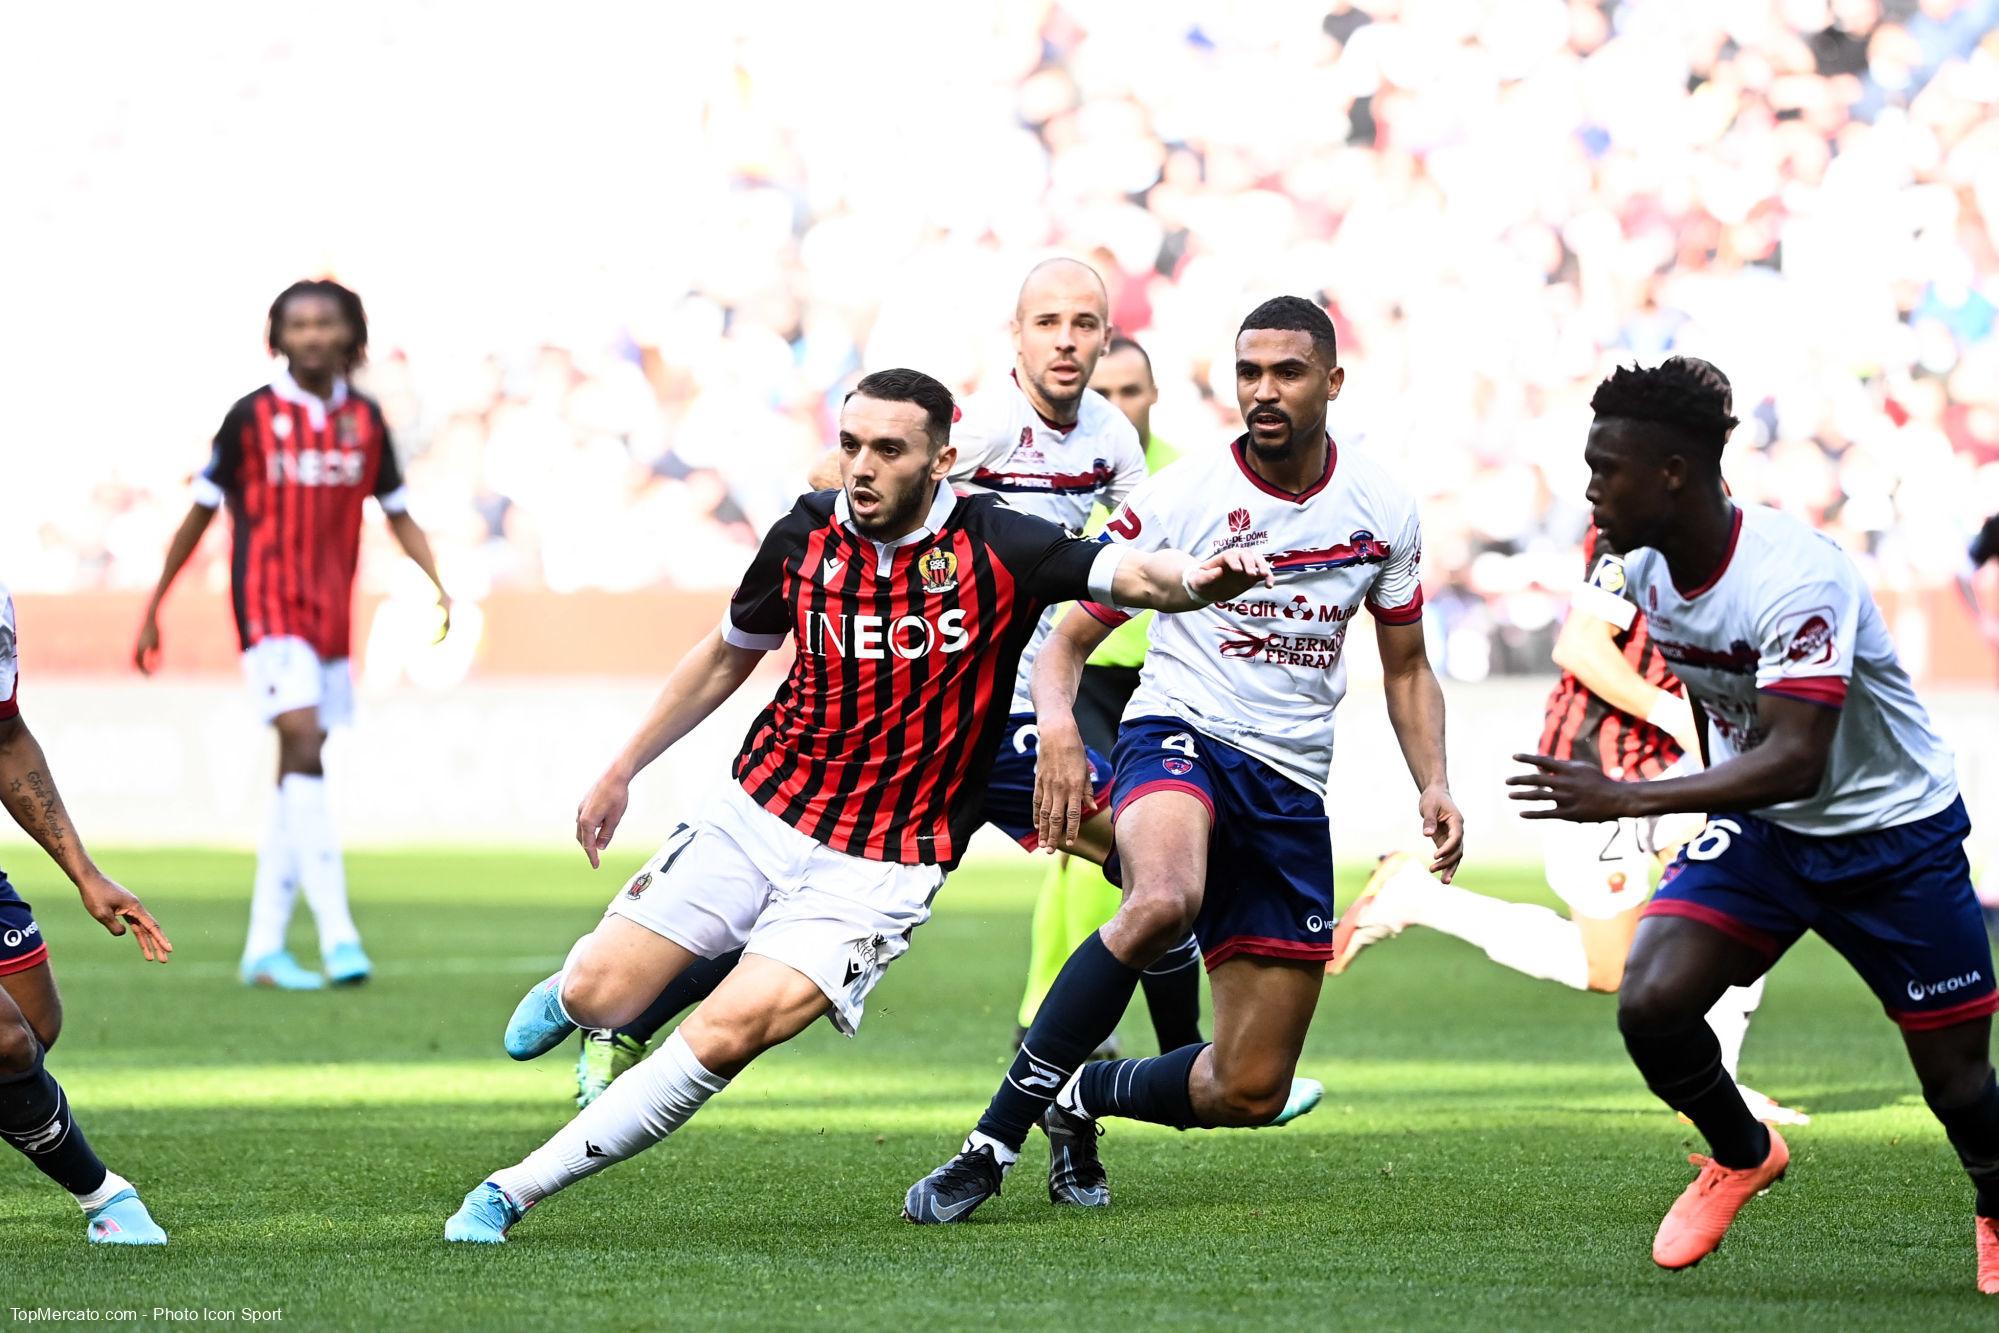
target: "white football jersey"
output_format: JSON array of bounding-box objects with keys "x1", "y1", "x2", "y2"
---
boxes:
[
  {"x1": 0, "y1": 582, "x2": 17, "y2": 718},
  {"x1": 1093, "y1": 437, "x2": 1423, "y2": 796},
  {"x1": 1618, "y1": 504, "x2": 1956, "y2": 835},
  {"x1": 951, "y1": 374, "x2": 1148, "y2": 713}
]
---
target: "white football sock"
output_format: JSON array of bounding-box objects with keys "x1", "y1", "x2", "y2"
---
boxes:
[
  {"x1": 490, "y1": 1029, "x2": 728, "y2": 1206},
  {"x1": 243, "y1": 793, "x2": 297, "y2": 963},
  {"x1": 281, "y1": 773, "x2": 360, "y2": 954},
  {"x1": 1388, "y1": 869, "x2": 1590, "y2": 990},
  {"x1": 73, "y1": 1170, "x2": 131, "y2": 1212},
  {"x1": 1707, "y1": 976, "x2": 1765, "y2": 1081}
]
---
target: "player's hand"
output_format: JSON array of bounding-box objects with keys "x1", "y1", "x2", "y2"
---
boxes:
[
  {"x1": 133, "y1": 615, "x2": 162, "y2": 676},
  {"x1": 1418, "y1": 784, "x2": 1464, "y2": 882},
  {"x1": 1032, "y1": 724, "x2": 1095, "y2": 852},
  {"x1": 1186, "y1": 549, "x2": 1275, "y2": 604},
  {"x1": 576, "y1": 771, "x2": 631, "y2": 869},
  {"x1": 77, "y1": 872, "x2": 172, "y2": 963},
  {"x1": 1980, "y1": 615, "x2": 1999, "y2": 649},
  {"x1": 1507, "y1": 753, "x2": 1632, "y2": 824}
]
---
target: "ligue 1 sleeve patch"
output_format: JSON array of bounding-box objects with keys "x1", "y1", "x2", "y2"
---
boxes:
[{"x1": 1588, "y1": 553, "x2": 1626, "y2": 593}]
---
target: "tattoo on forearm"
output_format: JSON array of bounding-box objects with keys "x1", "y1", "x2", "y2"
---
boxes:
[{"x1": 8, "y1": 769, "x2": 73, "y2": 863}]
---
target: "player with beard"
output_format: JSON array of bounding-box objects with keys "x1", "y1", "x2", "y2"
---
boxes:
[
  {"x1": 1513, "y1": 358, "x2": 1998, "y2": 1290},
  {"x1": 556, "y1": 266, "x2": 1239, "y2": 1165},
  {"x1": 904, "y1": 296, "x2": 1462, "y2": 1223},
  {"x1": 445, "y1": 368, "x2": 1274, "y2": 1242}
]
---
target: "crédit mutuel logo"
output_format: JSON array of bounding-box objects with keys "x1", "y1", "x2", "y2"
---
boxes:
[{"x1": 1907, "y1": 969, "x2": 1984, "y2": 1004}]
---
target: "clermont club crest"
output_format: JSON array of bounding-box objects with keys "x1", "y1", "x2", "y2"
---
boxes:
[
  {"x1": 918, "y1": 548, "x2": 958, "y2": 595},
  {"x1": 625, "y1": 871, "x2": 652, "y2": 900}
]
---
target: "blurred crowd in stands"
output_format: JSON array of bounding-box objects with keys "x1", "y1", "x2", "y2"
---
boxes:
[{"x1": 15, "y1": 0, "x2": 1999, "y2": 678}]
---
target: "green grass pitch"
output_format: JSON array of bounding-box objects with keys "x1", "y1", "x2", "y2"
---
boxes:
[{"x1": 2, "y1": 848, "x2": 1993, "y2": 1329}]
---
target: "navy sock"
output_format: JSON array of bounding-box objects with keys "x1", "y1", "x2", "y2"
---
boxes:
[
  {"x1": 0, "y1": 1045, "x2": 108, "y2": 1197},
  {"x1": 1620, "y1": 1012, "x2": 1768, "y2": 1169},
  {"x1": 1139, "y1": 935, "x2": 1203, "y2": 1052},
  {"x1": 616, "y1": 949, "x2": 744, "y2": 1045},
  {"x1": 1076, "y1": 1041, "x2": 1208, "y2": 1129},
  {"x1": 976, "y1": 931, "x2": 1141, "y2": 1152},
  {"x1": 1927, "y1": 1073, "x2": 1999, "y2": 1219}
]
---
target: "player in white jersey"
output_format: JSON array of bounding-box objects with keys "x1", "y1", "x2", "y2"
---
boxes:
[
  {"x1": 1512, "y1": 359, "x2": 1999, "y2": 1292},
  {"x1": 0, "y1": 585, "x2": 173, "y2": 1244},
  {"x1": 905, "y1": 296, "x2": 1464, "y2": 1223}
]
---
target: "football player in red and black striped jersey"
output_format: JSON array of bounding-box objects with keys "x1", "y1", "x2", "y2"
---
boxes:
[
  {"x1": 134, "y1": 280, "x2": 449, "y2": 992},
  {"x1": 443, "y1": 367, "x2": 1272, "y2": 1242}
]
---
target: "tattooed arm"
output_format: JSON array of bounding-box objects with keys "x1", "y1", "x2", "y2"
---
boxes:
[{"x1": 0, "y1": 712, "x2": 171, "y2": 961}]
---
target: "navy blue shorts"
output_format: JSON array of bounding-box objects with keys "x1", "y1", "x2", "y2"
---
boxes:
[
  {"x1": 0, "y1": 871, "x2": 47, "y2": 976},
  {"x1": 1650, "y1": 796, "x2": 1996, "y2": 1031},
  {"x1": 1107, "y1": 716, "x2": 1335, "y2": 970},
  {"x1": 982, "y1": 713, "x2": 1113, "y2": 851}
]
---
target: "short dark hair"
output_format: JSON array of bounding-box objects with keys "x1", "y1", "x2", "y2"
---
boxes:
[
  {"x1": 844, "y1": 367, "x2": 957, "y2": 448},
  {"x1": 1589, "y1": 357, "x2": 1739, "y2": 456},
  {"x1": 1105, "y1": 335, "x2": 1153, "y2": 378},
  {"x1": 268, "y1": 279, "x2": 368, "y2": 367},
  {"x1": 1238, "y1": 295, "x2": 1337, "y2": 367}
]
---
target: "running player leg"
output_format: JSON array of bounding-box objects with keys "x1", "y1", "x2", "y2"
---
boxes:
[
  {"x1": 1802, "y1": 815, "x2": 1999, "y2": 1293},
  {"x1": 0, "y1": 964, "x2": 164, "y2": 1244},
  {"x1": 468, "y1": 955, "x2": 828, "y2": 1240},
  {"x1": 239, "y1": 638, "x2": 324, "y2": 990},
  {"x1": 574, "y1": 949, "x2": 746, "y2": 1109},
  {"x1": 1620, "y1": 910, "x2": 1792, "y2": 1269},
  {"x1": 904, "y1": 784, "x2": 1207, "y2": 1222},
  {"x1": 1065, "y1": 954, "x2": 1320, "y2": 1130}
]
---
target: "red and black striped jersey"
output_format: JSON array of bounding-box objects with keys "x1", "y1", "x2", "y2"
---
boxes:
[
  {"x1": 194, "y1": 372, "x2": 407, "y2": 660},
  {"x1": 1537, "y1": 526, "x2": 1685, "y2": 780},
  {"x1": 725, "y1": 482, "x2": 1122, "y2": 868}
]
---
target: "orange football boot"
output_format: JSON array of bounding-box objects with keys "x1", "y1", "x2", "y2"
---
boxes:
[
  {"x1": 1977, "y1": 1215, "x2": 1999, "y2": 1295},
  {"x1": 1652, "y1": 1129, "x2": 1789, "y2": 1270}
]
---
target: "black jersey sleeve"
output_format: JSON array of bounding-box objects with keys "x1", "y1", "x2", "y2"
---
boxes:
[
  {"x1": 196, "y1": 398, "x2": 252, "y2": 506},
  {"x1": 724, "y1": 497, "x2": 819, "y2": 650},
  {"x1": 980, "y1": 499, "x2": 1113, "y2": 605},
  {"x1": 1971, "y1": 515, "x2": 1999, "y2": 567},
  {"x1": 371, "y1": 402, "x2": 407, "y2": 501}
]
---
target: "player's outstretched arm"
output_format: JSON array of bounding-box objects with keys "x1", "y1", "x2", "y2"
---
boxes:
[
  {"x1": 133, "y1": 502, "x2": 217, "y2": 675},
  {"x1": 1510, "y1": 692, "x2": 1838, "y2": 824},
  {"x1": 385, "y1": 510, "x2": 454, "y2": 639},
  {"x1": 1551, "y1": 608, "x2": 1698, "y2": 753},
  {"x1": 0, "y1": 713, "x2": 170, "y2": 961},
  {"x1": 1376, "y1": 618, "x2": 1463, "y2": 881},
  {"x1": 575, "y1": 629, "x2": 766, "y2": 868},
  {"x1": 1112, "y1": 548, "x2": 1273, "y2": 613},
  {"x1": 1030, "y1": 608, "x2": 1118, "y2": 850}
]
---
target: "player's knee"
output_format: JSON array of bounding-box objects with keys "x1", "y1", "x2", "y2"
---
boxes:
[
  {"x1": 558, "y1": 965, "x2": 635, "y2": 1031},
  {"x1": 1917, "y1": 1055, "x2": 1995, "y2": 1112},
  {"x1": 1112, "y1": 886, "x2": 1198, "y2": 958},
  {"x1": 1615, "y1": 973, "x2": 1699, "y2": 1037},
  {"x1": 0, "y1": 1015, "x2": 39, "y2": 1075},
  {"x1": 1585, "y1": 955, "x2": 1626, "y2": 994},
  {"x1": 1212, "y1": 1066, "x2": 1291, "y2": 1126}
]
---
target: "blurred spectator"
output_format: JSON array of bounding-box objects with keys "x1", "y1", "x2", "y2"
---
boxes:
[{"x1": 8, "y1": 0, "x2": 1999, "y2": 680}]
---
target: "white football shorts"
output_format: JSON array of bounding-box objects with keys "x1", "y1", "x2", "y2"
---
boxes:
[
  {"x1": 605, "y1": 781, "x2": 944, "y2": 1036},
  {"x1": 241, "y1": 635, "x2": 353, "y2": 729},
  {"x1": 1544, "y1": 756, "x2": 1705, "y2": 920}
]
